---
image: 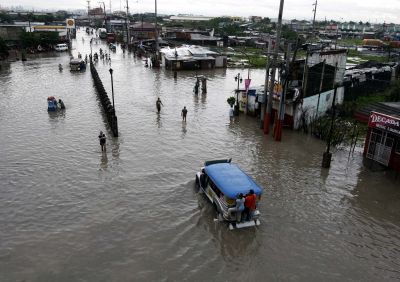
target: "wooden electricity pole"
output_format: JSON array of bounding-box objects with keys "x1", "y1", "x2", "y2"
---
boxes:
[{"x1": 264, "y1": 0, "x2": 285, "y2": 135}]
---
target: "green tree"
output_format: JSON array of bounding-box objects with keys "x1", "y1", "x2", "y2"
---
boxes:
[
  {"x1": 19, "y1": 31, "x2": 59, "y2": 48},
  {"x1": 38, "y1": 32, "x2": 59, "y2": 45},
  {"x1": 0, "y1": 36, "x2": 9, "y2": 59},
  {"x1": 0, "y1": 12, "x2": 13, "y2": 23},
  {"x1": 281, "y1": 25, "x2": 298, "y2": 41},
  {"x1": 20, "y1": 31, "x2": 38, "y2": 48}
]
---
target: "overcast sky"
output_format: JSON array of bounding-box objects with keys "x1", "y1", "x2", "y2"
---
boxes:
[{"x1": 1, "y1": 0, "x2": 400, "y2": 24}]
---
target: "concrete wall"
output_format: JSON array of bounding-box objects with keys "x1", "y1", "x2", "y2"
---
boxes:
[{"x1": 293, "y1": 86, "x2": 344, "y2": 129}]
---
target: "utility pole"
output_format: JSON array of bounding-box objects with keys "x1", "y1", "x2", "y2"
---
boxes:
[
  {"x1": 87, "y1": 0, "x2": 91, "y2": 25},
  {"x1": 126, "y1": 0, "x2": 130, "y2": 44},
  {"x1": 315, "y1": 59, "x2": 326, "y2": 120},
  {"x1": 260, "y1": 38, "x2": 272, "y2": 129},
  {"x1": 312, "y1": 0, "x2": 317, "y2": 38},
  {"x1": 264, "y1": 0, "x2": 285, "y2": 135},
  {"x1": 274, "y1": 43, "x2": 291, "y2": 141},
  {"x1": 154, "y1": 0, "x2": 160, "y2": 67},
  {"x1": 99, "y1": 2, "x2": 106, "y2": 30}
]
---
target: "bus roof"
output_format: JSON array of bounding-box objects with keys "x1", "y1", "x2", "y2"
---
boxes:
[{"x1": 204, "y1": 163, "x2": 262, "y2": 199}]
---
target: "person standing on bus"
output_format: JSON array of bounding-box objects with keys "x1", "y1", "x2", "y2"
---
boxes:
[
  {"x1": 244, "y1": 189, "x2": 257, "y2": 221},
  {"x1": 228, "y1": 193, "x2": 245, "y2": 223}
]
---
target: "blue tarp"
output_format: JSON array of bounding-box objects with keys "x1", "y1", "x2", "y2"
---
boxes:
[{"x1": 204, "y1": 163, "x2": 263, "y2": 199}]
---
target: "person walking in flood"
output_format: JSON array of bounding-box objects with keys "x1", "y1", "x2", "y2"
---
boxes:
[
  {"x1": 58, "y1": 99, "x2": 65, "y2": 109},
  {"x1": 181, "y1": 106, "x2": 188, "y2": 122},
  {"x1": 98, "y1": 131, "x2": 106, "y2": 152},
  {"x1": 156, "y1": 97, "x2": 163, "y2": 113}
]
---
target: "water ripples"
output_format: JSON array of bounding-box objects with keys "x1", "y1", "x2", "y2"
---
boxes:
[{"x1": 0, "y1": 30, "x2": 399, "y2": 281}]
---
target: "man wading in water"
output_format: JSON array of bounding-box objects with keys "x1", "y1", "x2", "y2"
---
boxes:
[
  {"x1": 156, "y1": 97, "x2": 163, "y2": 113},
  {"x1": 98, "y1": 131, "x2": 106, "y2": 152},
  {"x1": 181, "y1": 106, "x2": 188, "y2": 122}
]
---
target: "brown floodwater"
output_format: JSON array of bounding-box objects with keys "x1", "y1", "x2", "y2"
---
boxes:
[{"x1": 0, "y1": 29, "x2": 399, "y2": 281}]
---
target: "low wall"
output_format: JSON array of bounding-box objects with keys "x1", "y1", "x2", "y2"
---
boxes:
[{"x1": 90, "y1": 63, "x2": 119, "y2": 137}]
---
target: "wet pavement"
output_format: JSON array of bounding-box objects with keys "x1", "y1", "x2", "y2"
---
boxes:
[{"x1": 0, "y1": 29, "x2": 399, "y2": 281}]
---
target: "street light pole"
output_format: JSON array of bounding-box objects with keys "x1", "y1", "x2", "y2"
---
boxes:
[
  {"x1": 234, "y1": 73, "x2": 242, "y2": 116},
  {"x1": 109, "y1": 68, "x2": 115, "y2": 111}
]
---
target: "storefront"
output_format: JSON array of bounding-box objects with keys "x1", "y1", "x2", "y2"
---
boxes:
[{"x1": 363, "y1": 111, "x2": 400, "y2": 172}]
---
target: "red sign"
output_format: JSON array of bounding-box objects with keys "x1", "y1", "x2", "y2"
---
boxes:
[
  {"x1": 368, "y1": 112, "x2": 400, "y2": 135},
  {"x1": 244, "y1": 79, "x2": 251, "y2": 91}
]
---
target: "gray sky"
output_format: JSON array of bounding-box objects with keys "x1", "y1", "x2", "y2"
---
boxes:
[{"x1": 1, "y1": 0, "x2": 399, "y2": 24}]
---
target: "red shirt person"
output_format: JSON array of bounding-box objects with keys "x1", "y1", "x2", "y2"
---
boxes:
[{"x1": 244, "y1": 189, "x2": 257, "y2": 220}]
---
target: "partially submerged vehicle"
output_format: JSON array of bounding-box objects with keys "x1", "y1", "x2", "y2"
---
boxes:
[
  {"x1": 106, "y1": 33, "x2": 116, "y2": 43},
  {"x1": 69, "y1": 59, "x2": 86, "y2": 71},
  {"x1": 98, "y1": 28, "x2": 107, "y2": 39},
  {"x1": 47, "y1": 96, "x2": 58, "y2": 111},
  {"x1": 195, "y1": 159, "x2": 262, "y2": 230},
  {"x1": 109, "y1": 43, "x2": 117, "y2": 51},
  {"x1": 47, "y1": 96, "x2": 65, "y2": 111}
]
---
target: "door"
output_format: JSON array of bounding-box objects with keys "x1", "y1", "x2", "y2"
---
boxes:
[{"x1": 366, "y1": 129, "x2": 394, "y2": 166}]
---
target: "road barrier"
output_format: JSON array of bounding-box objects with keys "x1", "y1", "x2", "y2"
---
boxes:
[{"x1": 90, "y1": 62, "x2": 119, "y2": 137}]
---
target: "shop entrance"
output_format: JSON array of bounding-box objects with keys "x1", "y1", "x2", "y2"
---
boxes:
[{"x1": 366, "y1": 129, "x2": 394, "y2": 166}]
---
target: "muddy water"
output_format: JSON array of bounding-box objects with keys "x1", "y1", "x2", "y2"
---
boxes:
[{"x1": 0, "y1": 30, "x2": 399, "y2": 281}]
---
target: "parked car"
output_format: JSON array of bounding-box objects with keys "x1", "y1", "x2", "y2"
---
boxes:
[{"x1": 55, "y1": 43, "x2": 68, "y2": 51}]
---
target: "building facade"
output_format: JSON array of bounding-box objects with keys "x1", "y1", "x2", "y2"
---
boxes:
[{"x1": 364, "y1": 111, "x2": 400, "y2": 172}]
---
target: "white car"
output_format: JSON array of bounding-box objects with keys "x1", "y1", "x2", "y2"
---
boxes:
[{"x1": 55, "y1": 43, "x2": 68, "y2": 51}]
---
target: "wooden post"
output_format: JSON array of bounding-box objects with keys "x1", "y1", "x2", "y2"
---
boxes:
[
  {"x1": 274, "y1": 44, "x2": 291, "y2": 141},
  {"x1": 260, "y1": 38, "x2": 272, "y2": 128},
  {"x1": 201, "y1": 77, "x2": 207, "y2": 93},
  {"x1": 315, "y1": 59, "x2": 326, "y2": 120},
  {"x1": 322, "y1": 85, "x2": 338, "y2": 168}
]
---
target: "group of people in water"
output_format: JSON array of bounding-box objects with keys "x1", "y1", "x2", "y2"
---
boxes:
[
  {"x1": 228, "y1": 189, "x2": 257, "y2": 223},
  {"x1": 98, "y1": 98, "x2": 188, "y2": 151},
  {"x1": 156, "y1": 97, "x2": 188, "y2": 122}
]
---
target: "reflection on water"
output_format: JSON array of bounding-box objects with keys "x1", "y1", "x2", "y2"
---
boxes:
[
  {"x1": 181, "y1": 121, "x2": 187, "y2": 137},
  {"x1": 100, "y1": 151, "x2": 108, "y2": 170},
  {"x1": 0, "y1": 29, "x2": 399, "y2": 281},
  {"x1": 155, "y1": 112, "x2": 162, "y2": 128}
]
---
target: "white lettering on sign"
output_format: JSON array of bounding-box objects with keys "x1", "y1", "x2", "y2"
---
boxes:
[{"x1": 371, "y1": 114, "x2": 400, "y2": 127}]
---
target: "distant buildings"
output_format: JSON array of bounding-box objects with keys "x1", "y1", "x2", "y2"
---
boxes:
[{"x1": 169, "y1": 15, "x2": 214, "y2": 22}]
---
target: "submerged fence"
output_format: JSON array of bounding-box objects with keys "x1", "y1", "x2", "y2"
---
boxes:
[{"x1": 90, "y1": 63, "x2": 118, "y2": 137}]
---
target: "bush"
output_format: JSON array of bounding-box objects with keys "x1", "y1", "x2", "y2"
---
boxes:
[
  {"x1": 0, "y1": 36, "x2": 9, "y2": 59},
  {"x1": 227, "y1": 96, "x2": 235, "y2": 107}
]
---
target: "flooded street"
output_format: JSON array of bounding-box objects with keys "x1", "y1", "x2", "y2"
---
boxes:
[{"x1": 1, "y1": 30, "x2": 400, "y2": 281}]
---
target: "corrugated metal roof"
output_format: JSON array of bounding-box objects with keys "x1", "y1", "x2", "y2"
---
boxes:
[{"x1": 160, "y1": 45, "x2": 218, "y2": 60}]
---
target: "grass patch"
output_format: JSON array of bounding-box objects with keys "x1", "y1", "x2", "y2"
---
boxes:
[
  {"x1": 337, "y1": 38, "x2": 363, "y2": 46},
  {"x1": 347, "y1": 49, "x2": 388, "y2": 63}
]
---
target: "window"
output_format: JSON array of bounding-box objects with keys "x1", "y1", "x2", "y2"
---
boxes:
[
  {"x1": 209, "y1": 181, "x2": 221, "y2": 197},
  {"x1": 396, "y1": 140, "x2": 400, "y2": 154}
]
